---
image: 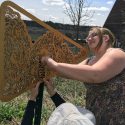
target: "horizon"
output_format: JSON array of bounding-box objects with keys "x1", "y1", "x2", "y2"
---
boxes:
[{"x1": 0, "y1": 0, "x2": 116, "y2": 26}]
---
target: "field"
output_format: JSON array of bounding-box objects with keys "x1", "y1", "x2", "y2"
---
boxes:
[{"x1": 0, "y1": 77, "x2": 86, "y2": 125}]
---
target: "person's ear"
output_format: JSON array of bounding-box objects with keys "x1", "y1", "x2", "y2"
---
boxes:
[{"x1": 103, "y1": 35, "x2": 109, "y2": 43}]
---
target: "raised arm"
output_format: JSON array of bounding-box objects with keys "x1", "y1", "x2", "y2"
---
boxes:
[
  {"x1": 41, "y1": 49, "x2": 125, "y2": 83},
  {"x1": 21, "y1": 82, "x2": 41, "y2": 125},
  {"x1": 43, "y1": 78, "x2": 66, "y2": 107}
]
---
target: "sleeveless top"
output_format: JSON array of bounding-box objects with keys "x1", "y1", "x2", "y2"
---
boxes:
[{"x1": 84, "y1": 58, "x2": 125, "y2": 125}]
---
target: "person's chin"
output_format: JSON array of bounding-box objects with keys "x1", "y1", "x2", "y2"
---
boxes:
[
  {"x1": 89, "y1": 45, "x2": 96, "y2": 50},
  {"x1": 89, "y1": 43, "x2": 95, "y2": 47}
]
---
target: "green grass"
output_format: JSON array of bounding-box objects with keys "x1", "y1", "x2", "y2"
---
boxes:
[{"x1": 0, "y1": 77, "x2": 86, "y2": 125}]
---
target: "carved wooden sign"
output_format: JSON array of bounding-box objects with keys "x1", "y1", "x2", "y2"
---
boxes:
[{"x1": 0, "y1": 1, "x2": 88, "y2": 101}]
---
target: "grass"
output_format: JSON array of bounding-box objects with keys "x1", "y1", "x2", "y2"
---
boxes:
[{"x1": 0, "y1": 77, "x2": 86, "y2": 125}]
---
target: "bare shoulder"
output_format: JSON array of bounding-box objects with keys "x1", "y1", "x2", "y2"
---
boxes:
[
  {"x1": 101, "y1": 48, "x2": 125, "y2": 68},
  {"x1": 105, "y1": 48, "x2": 125, "y2": 59}
]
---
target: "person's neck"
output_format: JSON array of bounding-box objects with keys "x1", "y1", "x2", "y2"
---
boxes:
[{"x1": 93, "y1": 46, "x2": 112, "y2": 60}]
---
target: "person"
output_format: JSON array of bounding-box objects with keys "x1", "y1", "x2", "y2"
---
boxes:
[
  {"x1": 21, "y1": 79, "x2": 96, "y2": 125},
  {"x1": 41, "y1": 27, "x2": 125, "y2": 125},
  {"x1": 21, "y1": 81, "x2": 41, "y2": 125}
]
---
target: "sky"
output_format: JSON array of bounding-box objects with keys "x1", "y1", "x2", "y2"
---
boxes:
[{"x1": 0, "y1": 0, "x2": 116, "y2": 26}]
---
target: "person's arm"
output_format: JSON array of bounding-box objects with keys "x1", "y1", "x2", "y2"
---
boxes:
[
  {"x1": 51, "y1": 92, "x2": 66, "y2": 107},
  {"x1": 21, "y1": 100, "x2": 36, "y2": 125},
  {"x1": 21, "y1": 82, "x2": 41, "y2": 125},
  {"x1": 42, "y1": 49, "x2": 125, "y2": 83},
  {"x1": 43, "y1": 79, "x2": 66, "y2": 107}
]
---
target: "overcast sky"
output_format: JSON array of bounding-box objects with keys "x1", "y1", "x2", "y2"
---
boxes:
[{"x1": 0, "y1": 0, "x2": 116, "y2": 26}]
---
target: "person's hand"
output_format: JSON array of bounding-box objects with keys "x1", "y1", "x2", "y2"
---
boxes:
[
  {"x1": 29, "y1": 81, "x2": 41, "y2": 101},
  {"x1": 41, "y1": 56, "x2": 58, "y2": 71},
  {"x1": 43, "y1": 78, "x2": 56, "y2": 97}
]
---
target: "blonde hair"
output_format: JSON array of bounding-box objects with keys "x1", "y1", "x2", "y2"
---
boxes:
[{"x1": 89, "y1": 27, "x2": 116, "y2": 50}]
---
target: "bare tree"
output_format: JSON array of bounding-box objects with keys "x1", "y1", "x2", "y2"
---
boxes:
[{"x1": 64, "y1": 0, "x2": 94, "y2": 42}]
